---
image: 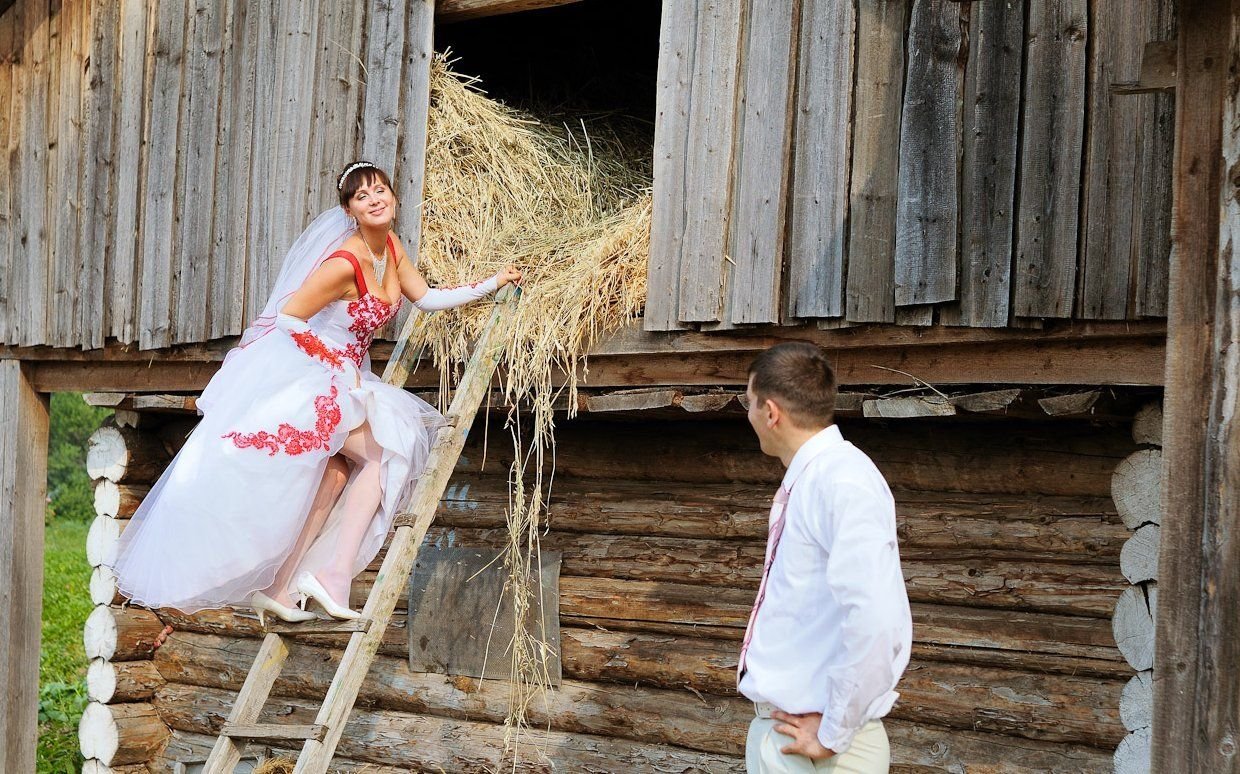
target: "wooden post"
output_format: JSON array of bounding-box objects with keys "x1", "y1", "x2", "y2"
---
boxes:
[
  {"x1": 1152, "y1": 0, "x2": 1240, "y2": 770},
  {"x1": 0, "y1": 360, "x2": 49, "y2": 773}
]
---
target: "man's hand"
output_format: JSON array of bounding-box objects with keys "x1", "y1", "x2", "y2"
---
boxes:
[{"x1": 771, "y1": 710, "x2": 836, "y2": 761}]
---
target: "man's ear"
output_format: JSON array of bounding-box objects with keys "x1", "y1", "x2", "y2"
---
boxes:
[{"x1": 764, "y1": 398, "x2": 781, "y2": 428}]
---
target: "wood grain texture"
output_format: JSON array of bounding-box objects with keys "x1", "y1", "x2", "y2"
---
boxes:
[
  {"x1": 48, "y1": 0, "x2": 86, "y2": 347},
  {"x1": 358, "y1": 0, "x2": 404, "y2": 171},
  {"x1": 138, "y1": 0, "x2": 188, "y2": 349},
  {"x1": 784, "y1": 0, "x2": 855, "y2": 320},
  {"x1": 717, "y1": 0, "x2": 798, "y2": 326},
  {"x1": 208, "y1": 0, "x2": 253, "y2": 340},
  {"x1": 379, "y1": 0, "x2": 433, "y2": 341},
  {"x1": 893, "y1": 0, "x2": 961, "y2": 307},
  {"x1": 108, "y1": 0, "x2": 150, "y2": 343},
  {"x1": 941, "y1": 0, "x2": 1022, "y2": 327},
  {"x1": 653, "y1": 0, "x2": 744, "y2": 326},
  {"x1": 173, "y1": 0, "x2": 227, "y2": 344},
  {"x1": 0, "y1": 3, "x2": 19, "y2": 343},
  {"x1": 13, "y1": 1, "x2": 51, "y2": 346},
  {"x1": 0, "y1": 361, "x2": 48, "y2": 773},
  {"x1": 1079, "y1": 0, "x2": 1177, "y2": 320},
  {"x1": 79, "y1": 0, "x2": 120, "y2": 350},
  {"x1": 1013, "y1": 0, "x2": 1087, "y2": 318},
  {"x1": 242, "y1": 1, "x2": 279, "y2": 329},
  {"x1": 1153, "y1": 11, "x2": 1230, "y2": 758},
  {"x1": 846, "y1": 0, "x2": 909, "y2": 323}
]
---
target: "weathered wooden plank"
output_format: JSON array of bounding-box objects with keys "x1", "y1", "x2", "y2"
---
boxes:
[
  {"x1": 643, "y1": 0, "x2": 693, "y2": 331},
  {"x1": 0, "y1": 361, "x2": 48, "y2": 773},
  {"x1": 267, "y1": 0, "x2": 318, "y2": 278},
  {"x1": 784, "y1": 0, "x2": 855, "y2": 320},
  {"x1": 48, "y1": 0, "x2": 86, "y2": 347},
  {"x1": 1154, "y1": 3, "x2": 1240, "y2": 767},
  {"x1": 1013, "y1": 0, "x2": 1087, "y2": 318},
  {"x1": 846, "y1": 0, "x2": 908, "y2": 323},
  {"x1": 655, "y1": 0, "x2": 743, "y2": 326},
  {"x1": 893, "y1": 0, "x2": 961, "y2": 308},
  {"x1": 79, "y1": 0, "x2": 120, "y2": 350},
  {"x1": 718, "y1": 0, "x2": 798, "y2": 326},
  {"x1": 13, "y1": 1, "x2": 52, "y2": 345},
  {"x1": 242, "y1": 1, "x2": 280, "y2": 328},
  {"x1": 358, "y1": 0, "x2": 405, "y2": 171},
  {"x1": 304, "y1": 4, "x2": 364, "y2": 231},
  {"x1": 941, "y1": 0, "x2": 1023, "y2": 327},
  {"x1": 1152, "y1": 3, "x2": 1231, "y2": 766},
  {"x1": 108, "y1": 0, "x2": 150, "y2": 344},
  {"x1": 1134, "y1": 10, "x2": 1178, "y2": 319},
  {"x1": 138, "y1": 0, "x2": 188, "y2": 349},
  {"x1": 202, "y1": 632, "x2": 289, "y2": 772},
  {"x1": 208, "y1": 0, "x2": 255, "y2": 340},
  {"x1": 1079, "y1": 0, "x2": 1177, "y2": 320},
  {"x1": 379, "y1": 0, "x2": 434, "y2": 341},
  {"x1": 0, "y1": 3, "x2": 18, "y2": 343},
  {"x1": 173, "y1": 0, "x2": 227, "y2": 344}
]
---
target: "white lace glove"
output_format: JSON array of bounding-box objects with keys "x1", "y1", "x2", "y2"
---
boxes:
[
  {"x1": 412, "y1": 274, "x2": 501, "y2": 312},
  {"x1": 276, "y1": 313, "x2": 346, "y2": 373}
]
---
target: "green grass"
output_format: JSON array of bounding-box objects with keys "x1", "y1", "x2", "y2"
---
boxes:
[{"x1": 38, "y1": 518, "x2": 92, "y2": 774}]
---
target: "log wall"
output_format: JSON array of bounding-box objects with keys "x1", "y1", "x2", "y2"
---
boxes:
[{"x1": 88, "y1": 403, "x2": 1140, "y2": 771}]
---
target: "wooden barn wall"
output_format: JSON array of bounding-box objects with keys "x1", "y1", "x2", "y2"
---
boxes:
[
  {"x1": 646, "y1": 0, "x2": 1178, "y2": 331},
  {"x1": 0, "y1": 0, "x2": 432, "y2": 351},
  {"x1": 109, "y1": 410, "x2": 1136, "y2": 771}
]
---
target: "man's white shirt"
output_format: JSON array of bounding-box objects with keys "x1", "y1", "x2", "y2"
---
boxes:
[{"x1": 737, "y1": 424, "x2": 913, "y2": 754}]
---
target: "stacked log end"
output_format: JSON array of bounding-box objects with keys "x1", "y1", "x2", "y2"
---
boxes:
[
  {"x1": 1112, "y1": 401, "x2": 1162, "y2": 774},
  {"x1": 79, "y1": 416, "x2": 171, "y2": 772}
]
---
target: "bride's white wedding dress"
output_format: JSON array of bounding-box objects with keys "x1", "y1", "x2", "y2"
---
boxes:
[{"x1": 111, "y1": 227, "x2": 445, "y2": 613}]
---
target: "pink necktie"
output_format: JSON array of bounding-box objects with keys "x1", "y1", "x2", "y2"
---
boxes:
[{"x1": 737, "y1": 484, "x2": 791, "y2": 682}]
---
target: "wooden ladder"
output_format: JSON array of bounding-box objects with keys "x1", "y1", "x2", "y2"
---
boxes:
[{"x1": 201, "y1": 288, "x2": 518, "y2": 774}]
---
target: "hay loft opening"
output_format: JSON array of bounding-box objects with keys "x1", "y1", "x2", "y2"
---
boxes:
[{"x1": 437, "y1": 0, "x2": 660, "y2": 161}]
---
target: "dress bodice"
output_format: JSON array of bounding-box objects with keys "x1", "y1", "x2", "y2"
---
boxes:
[{"x1": 300, "y1": 245, "x2": 402, "y2": 369}]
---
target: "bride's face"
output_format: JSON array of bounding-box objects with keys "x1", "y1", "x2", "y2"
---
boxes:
[{"x1": 347, "y1": 178, "x2": 397, "y2": 230}]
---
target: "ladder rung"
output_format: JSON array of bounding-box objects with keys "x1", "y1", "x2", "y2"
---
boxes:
[
  {"x1": 220, "y1": 722, "x2": 328, "y2": 742},
  {"x1": 266, "y1": 617, "x2": 371, "y2": 635}
]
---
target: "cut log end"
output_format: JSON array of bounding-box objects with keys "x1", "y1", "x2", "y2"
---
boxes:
[
  {"x1": 78, "y1": 701, "x2": 170, "y2": 767},
  {"x1": 84, "y1": 606, "x2": 165, "y2": 662},
  {"x1": 1112, "y1": 585, "x2": 1156, "y2": 671},
  {"x1": 1113, "y1": 726, "x2": 1152, "y2": 774},
  {"x1": 1111, "y1": 450, "x2": 1162, "y2": 529},
  {"x1": 1120, "y1": 525, "x2": 1160, "y2": 585},
  {"x1": 1120, "y1": 670, "x2": 1153, "y2": 733}
]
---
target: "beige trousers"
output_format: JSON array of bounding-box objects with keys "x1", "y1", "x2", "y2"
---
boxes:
[{"x1": 745, "y1": 711, "x2": 889, "y2": 774}]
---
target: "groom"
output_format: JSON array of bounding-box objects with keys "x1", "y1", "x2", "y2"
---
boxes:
[{"x1": 738, "y1": 342, "x2": 912, "y2": 773}]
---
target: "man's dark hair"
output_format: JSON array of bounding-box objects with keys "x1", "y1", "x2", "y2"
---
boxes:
[{"x1": 747, "y1": 341, "x2": 837, "y2": 428}]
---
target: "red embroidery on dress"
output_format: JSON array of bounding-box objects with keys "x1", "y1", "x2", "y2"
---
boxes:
[
  {"x1": 343, "y1": 294, "x2": 400, "y2": 366},
  {"x1": 290, "y1": 330, "x2": 344, "y2": 370},
  {"x1": 223, "y1": 386, "x2": 342, "y2": 456}
]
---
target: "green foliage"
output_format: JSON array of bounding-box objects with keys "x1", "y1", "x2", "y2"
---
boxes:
[
  {"x1": 46, "y1": 393, "x2": 112, "y2": 522},
  {"x1": 38, "y1": 519, "x2": 91, "y2": 773}
]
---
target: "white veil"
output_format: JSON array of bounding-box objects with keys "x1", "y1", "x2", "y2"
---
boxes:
[{"x1": 236, "y1": 207, "x2": 355, "y2": 350}]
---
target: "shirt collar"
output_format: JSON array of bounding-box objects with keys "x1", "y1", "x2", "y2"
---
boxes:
[{"x1": 781, "y1": 425, "x2": 843, "y2": 492}]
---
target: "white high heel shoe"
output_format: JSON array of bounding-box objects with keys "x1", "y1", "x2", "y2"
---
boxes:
[
  {"x1": 250, "y1": 591, "x2": 317, "y2": 627},
  {"x1": 295, "y1": 572, "x2": 361, "y2": 620}
]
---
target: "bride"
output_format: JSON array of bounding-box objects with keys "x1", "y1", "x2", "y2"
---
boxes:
[{"x1": 110, "y1": 161, "x2": 521, "y2": 623}]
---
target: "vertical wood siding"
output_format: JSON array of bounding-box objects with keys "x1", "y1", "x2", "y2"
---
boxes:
[
  {"x1": 648, "y1": 0, "x2": 1176, "y2": 330},
  {"x1": 0, "y1": 0, "x2": 429, "y2": 349}
]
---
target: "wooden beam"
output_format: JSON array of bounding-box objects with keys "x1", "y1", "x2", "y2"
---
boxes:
[
  {"x1": 1152, "y1": 0, "x2": 1238, "y2": 770},
  {"x1": 18, "y1": 334, "x2": 1167, "y2": 393},
  {"x1": 436, "y1": 0, "x2": 584, "y2": 23},
  {"x1": 0, "y1": 361, "x2": 48, "y2": 773},
  {"x1": 1112, "y1": 40, "x2": 1177, "y2": 94}
]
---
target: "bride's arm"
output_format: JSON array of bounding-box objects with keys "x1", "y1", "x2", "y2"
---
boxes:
[
  {"x1": 280, "y1": 258, "x2": 355, "y2": 320},
  {"x1": 390, "y1": 236, "x2": 521, "y2": 310}
]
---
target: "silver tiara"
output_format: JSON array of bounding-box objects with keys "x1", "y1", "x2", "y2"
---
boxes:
[{"x1": 337, "y1": 161, "x2": 378, "y2": 191}]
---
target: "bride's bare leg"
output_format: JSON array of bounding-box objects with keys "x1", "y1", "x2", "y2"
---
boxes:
[
  {"x1": 262, "y1": 454, "x2": 350, "y2": 605},
  {"x1": 313, "y1": 422, "x2": 385, "y2": 604}
]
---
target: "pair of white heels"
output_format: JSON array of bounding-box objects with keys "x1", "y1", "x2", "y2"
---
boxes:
[{"x1": 250, "y1": 572, "x2": 361, "y2": 626}]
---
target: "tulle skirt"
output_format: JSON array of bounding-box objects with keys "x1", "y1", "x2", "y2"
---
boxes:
[{"x1": 110, "y1": 330, "x2": 445, "y2": 612}]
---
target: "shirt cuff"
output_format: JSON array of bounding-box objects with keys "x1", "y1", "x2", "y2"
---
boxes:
[{"x1": 816, "y1": 715, "x2": 859, "y2": 756}]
